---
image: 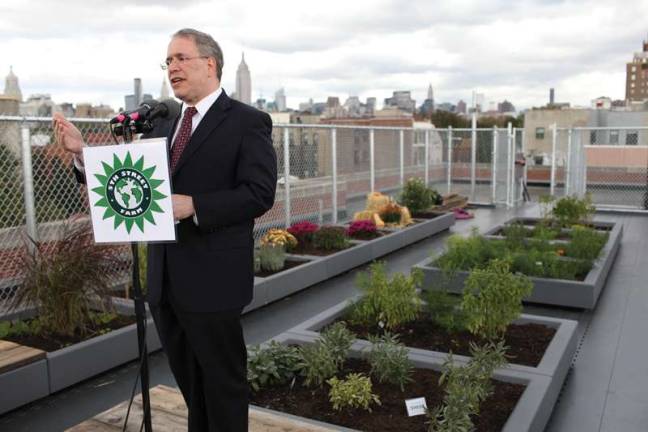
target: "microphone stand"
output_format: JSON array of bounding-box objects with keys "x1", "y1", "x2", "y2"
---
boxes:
[{"x1": 122, "y1": 119, "x2": 154, "y2": 432}]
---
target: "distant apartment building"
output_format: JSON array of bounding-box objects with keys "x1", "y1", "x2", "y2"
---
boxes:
[
  {"x1": 275, "y1": 88, "x2": 287, "y2": 112},
  {"x1": 625, "y1": 37, "x2": 648, "y2": 103},
  {"x1": 524, "y1": 107, "x2": 648, "y2": 157},
  {"x1": 384, "y1": 90, "x2": 416, "y2": 113}
]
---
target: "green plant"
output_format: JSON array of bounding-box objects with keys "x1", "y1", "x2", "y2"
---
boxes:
[
  {"x1": 502, "y1": 222, "x2": 529, "y2": 250},
  {"x1": 399, "y1": 177, "x2": 440, "y2": 214},
  {"x1": 299, "y1": 342, "x2": 339, "y2": 387},
  {"x1": 247, "y1": 341, "x2": 302, "y2": 392},
  {"x1": 566, "y1": 225, "x2": 607, "y2": 260},
  {"x1": 538, "y1": 194, "x2": 555, "y2": 221},
  {"x1": 321, "y1": 322, "x2": 355, "y2": 367},
  {"x1": 367, "y1": 333, "x2": 413, "y2": 390},
  {"x1": 349, "y1": 262, "x2": 422, "y2": 331},
  {"x1": 253, "y1": 248, "x2": 261, "y2": 273},
  {"x1": 312, "y1": 226, "x2": 349, "y2": 251},
  {"x1": 258, "y1": 243, "x2": 286, "y2": 272},
  {"x1": 423, "y1": 289, "x2": 468, "y2": 333},
  {"x1": 427, "y1": 341, "x2": 508, "y2": 432},
  {"x1": 327, "y1": 373, "x2": 381, "y2": 412},
  {"x1": 379, "y1": 202, "x2": 402, "y2": 224},
  {"x1": 435, "y1": 229, "x2": 506, "y2": 276},
  {"x1": 461, "y1": 259, "x2": 532, "y2": 341},
  {"x1": 13, "y1": 220, "x2": 119, "y2": 337},
  {"x1": 551, "y1": 194, "x2": 595, "y2": 227}
]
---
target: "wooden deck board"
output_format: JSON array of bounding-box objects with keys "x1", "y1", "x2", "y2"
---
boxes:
[
  {"x1": 0, "y1": 340, "x2": 46, "y2": 374},
  {"x1": 67, "y1": 385, "x2": 337, "y2": 432}
]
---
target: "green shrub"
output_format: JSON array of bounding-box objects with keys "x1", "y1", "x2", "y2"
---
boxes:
[
  {"x1": 247, "y1": 341, "x2": 302, "y2": 392},
  {"x1": 321, "y1": 322, "x2": 355, "y2": 367},
  {"x1": 461, "y1": 259, "x2": 532, "y2": 341},
  {"x1": 299, "y1": 342, "x2": 339, "y2": 387},
  {"x1": 258, "y1": 243, "x2": 286, "y2": 272},
  {"x1": 327, "y1": 373, "x2": 381, "y2": 412},
  {"x1": 379, "y1": 202, "x2": 403, "y2": 224},
  {"x1": 312, "y1": 226, "x2": 349, "y2": 251},
  {"x1": 423, "y1": 289, "x2": 468, "y2": 333},
  {"x1": 399, "y1": 177, "x2": 441, "y2": 213},
  {"x1": 427, "y1": 341, "x2": 508, "y2": 432},
  {"x1": 566, "y1": 226, "x2": 607, "y2": 260},
  {"x1": 349, "y1": 262, "x2": 422, "y2": 331},
  {"x1": 552, "y1": 194, "x2": 595, "y2": 227},
  {"x1": 13, "y1": 220, "x2": 119, "y2": 337},
  {"x1": 502, "y1": 222, "x2": 528, "y2": 250},
  {"x1": 367, "y1": 333, "x2": 413, "y2": 390},
  {"x1": 436, "y1": 229, "x2": 506, "y2": 275}
]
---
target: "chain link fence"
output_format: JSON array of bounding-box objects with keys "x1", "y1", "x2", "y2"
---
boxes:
[
  {"x1": 570, "y1": 127, "x2": 648, "y2": 210},
  {"x1": 0, "y1": 117, "x2": 521, "y2": 316}
]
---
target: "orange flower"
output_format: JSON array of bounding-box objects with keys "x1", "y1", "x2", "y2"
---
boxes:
[{"x1": 556, "y1": 249, "x2": 565, "y2": 256}]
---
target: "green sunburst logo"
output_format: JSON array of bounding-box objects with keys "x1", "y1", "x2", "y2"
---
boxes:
[{"x1": 91, "y1": 152, "x2": 167, "y2": 233}]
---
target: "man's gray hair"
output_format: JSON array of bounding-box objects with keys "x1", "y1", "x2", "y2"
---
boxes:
[{"x1": 173, "y1": 28, "x2": 224, "y2": 80}]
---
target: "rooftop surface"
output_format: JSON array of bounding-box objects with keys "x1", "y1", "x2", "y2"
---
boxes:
[{"x1": 1, "y1": 204, "x2": 646, "y2": 432}]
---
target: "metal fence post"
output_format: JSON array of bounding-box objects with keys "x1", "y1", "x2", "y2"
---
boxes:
[
  {"x1": 471, "y1": 114, "x2": 477, "y2": 201},
  {"x1": 566, "y1": 128, "x2": 572, "y2": 196},
  {"x1": 283, "y1": 127, "x2": 291, "y2": 228},
  {"x1": 424, "y1": 129, "x2": 430, "y2": 186},
  {"x1": 506, "y1": 124, "x2": 513, "y2": 207},
  {"x1": 508, "y1": 122, "x2": 514, "y2": 207},
  {"x1": 550, "y1": 123, "x2": 557, "y2": 196},
  {"x1": 331, "y1": 128, "x2": 338, "y2": 224},
  {"x1": 447, "y1": 126, "x2": 453, "y2": 194},
  {"x1": 21, "y1": 126, "x2": 38, "y2": 244},
  {"x1": 370, "y1": 128, "x2": 375, "y2": 192},
  {"x1": 491, "y1": 126, "x2": 497, "y2": 204},
  {"x1": 399, "y1": 129, "x2": 404, "y2": 187}
]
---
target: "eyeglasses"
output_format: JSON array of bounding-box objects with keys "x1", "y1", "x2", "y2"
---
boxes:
[{"x1": 160, "y1": 55, "x2": 209, "y2": 70}]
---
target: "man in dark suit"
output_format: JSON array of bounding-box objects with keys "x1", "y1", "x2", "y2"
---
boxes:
[{"x1": 54, "y1": 28, "x2": 277, "y2": 432}]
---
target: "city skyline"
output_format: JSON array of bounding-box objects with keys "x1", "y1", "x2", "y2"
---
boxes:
[{"x1": 1, "y1": 0, "x2": 646, "y2": 111}]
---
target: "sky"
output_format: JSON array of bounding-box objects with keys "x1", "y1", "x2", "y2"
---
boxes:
[{"x1": 1, "y1": 0, "x2": 646, "y2": 112}]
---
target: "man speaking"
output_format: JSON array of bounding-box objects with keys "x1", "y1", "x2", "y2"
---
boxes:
[{"x1": 54, "y1": 28, "x2": 277, "y2": 432}]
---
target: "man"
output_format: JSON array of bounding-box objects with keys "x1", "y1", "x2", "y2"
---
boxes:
[{"x1": 54, "y1": 28, "x2": 277, "y2": 432}]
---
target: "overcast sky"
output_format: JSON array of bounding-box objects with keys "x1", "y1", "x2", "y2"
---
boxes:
[{"x1": 2, "y1": 0, "x2": 646, "y2": 112}]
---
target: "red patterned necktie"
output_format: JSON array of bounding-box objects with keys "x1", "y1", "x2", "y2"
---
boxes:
[{"x1": 170, "y1": 106, "x2": 198, "y2": 171}]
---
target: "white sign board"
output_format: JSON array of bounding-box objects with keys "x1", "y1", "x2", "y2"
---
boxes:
[
  {"x1": 83, "y1": 138, "x2": 176, "y2": 243},
  {"x1": 405, "y1": 397, "x2": 428, "y2": 417}
]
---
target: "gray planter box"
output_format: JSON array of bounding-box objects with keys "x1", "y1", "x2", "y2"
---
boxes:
[
  {"x1": 0, "y1": 359, "x2": 49, "y2": 415},
  {"x1": 255, "y1": 331, "x2": 567, "y2": 432},
  {"x1": 47, "y1": 317, "x2": 160, "y2": 393},
  {"x1": 413, "y1": 218, "x2": 623, "y2": 309},
  {"x1": 250, "y1": 213, "x2": 455, "y2": 312},
  {"x1": 284, "y1": 297, "x2": 577, "y2": 379}
]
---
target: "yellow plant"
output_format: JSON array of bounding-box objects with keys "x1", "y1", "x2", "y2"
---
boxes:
[{"x1": 260, "y1": 229, "x2": 298, "y2": 249}]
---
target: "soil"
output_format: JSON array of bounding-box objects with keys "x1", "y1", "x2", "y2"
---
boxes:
[
  {"x1": 255, "y1": 259, "x2": 308, "y2": 278},
  {"x1": 250, "y1": 357, "x2": 525, "y2": 432},
  {"x1": 288, "y1": 242, "x2": 355, "y2": 257},
  {"x1": 410, "y1": 211, "x2": 445, "y2": 219},
  {"x1": 339, "y1": 317, "x2": 556, "y2": 367},
  {"x1": 348, "y1": 230, "x2": 386, "y2": 241},
  {"x1": 4, "y1": 314, "x2": 136, "y2": 352}
]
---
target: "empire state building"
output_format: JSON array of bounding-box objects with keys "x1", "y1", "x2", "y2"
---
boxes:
[{"x1": 235, "y1": 53, "x2": 252, "y2": 105}]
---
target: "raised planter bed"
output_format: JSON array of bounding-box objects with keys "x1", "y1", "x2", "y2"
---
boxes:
[
  {"x1": 252, "y1": 331, "x2": 564, "y2": 432},
  {"x1": 284, "y1": 297, "x2": 577, "y2": 380},
  {"x1": 413, "y1": 218, "x2": 623, "y2": 309},
  {"x1": 0, "y1": 305, "x2": 162, "y2": 412},
  {"x1": 0, "y1": 341, "x2": 49, "y2": 415},
  {"x1": 251, "y1": 213, "x2": 455, "y2": 311}
]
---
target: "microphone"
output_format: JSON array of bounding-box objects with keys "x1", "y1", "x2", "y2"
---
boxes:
[{"x1": 111, "y1": 99, "x2": 180, "y2": 136}]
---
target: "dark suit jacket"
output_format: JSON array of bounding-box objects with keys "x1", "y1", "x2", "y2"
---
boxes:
[
  {"x1": 76, "y1": 91, "x2": 277, "y2": 313},
  {"x1": 147, "y1": 91, "x2": 277, "y2": 313}
]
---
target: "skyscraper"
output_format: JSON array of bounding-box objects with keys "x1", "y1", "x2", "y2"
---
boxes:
[
  {"x1": 235, "y1": 53, "x2": 252, "y2": 105},
  {"x1": 625, "y1": 36, "x2": 648, "y2": 103},
  {"x1": 4, "y1": 66, "x2": 22, "y2": 102},
  {"x1": 160, "y1": 77, "x2": 170, "y2": 100},
  {"x1": 275, "y1": 88, "x2": 286, "y2": 111}
]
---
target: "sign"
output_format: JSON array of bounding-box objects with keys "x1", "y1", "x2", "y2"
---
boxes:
[
  {"x1": 405, "y1": 397, "x2": 428, "y2": 417},
  {"x1": 83, "y1": 138, "x2": 176, "y2": 243}
]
